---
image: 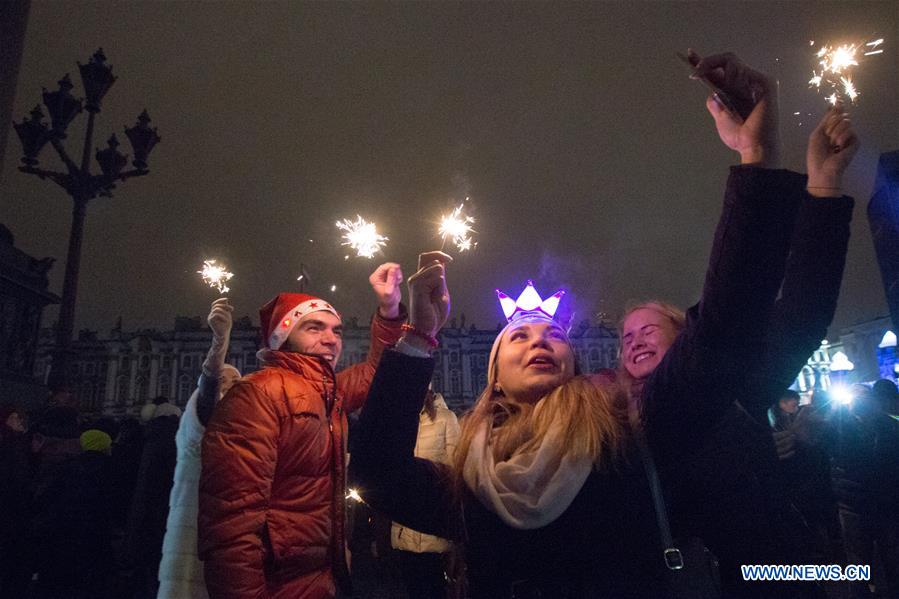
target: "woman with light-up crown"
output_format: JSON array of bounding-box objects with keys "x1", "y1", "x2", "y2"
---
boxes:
[{"x1": 351, "y1": 51, "x2": 858, "y2": 599}]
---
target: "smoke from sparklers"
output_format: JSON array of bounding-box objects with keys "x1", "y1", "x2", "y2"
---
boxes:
[
  {"x1": 336, "y1": 215, "x2": 388, "y2": 259},
  {"x1": 808, "y1": 38, "x2": 884, "y2": 105},
  {"x1": 438, "y1": 202, "x2": 477, "y2": 252},
  {"x1": 198, "y1": 259, "x2": 234, "y2": 294}
]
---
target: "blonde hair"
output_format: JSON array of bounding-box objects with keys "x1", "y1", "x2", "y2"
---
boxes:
[
  {"x1": 452, "y1": 326, "x2": 626, "y2": 489},
  {"x1": 616, "y1": 300, "x2": 686, "y2": 416},
  {"x1": 618, "y1": 300, "x2": 686, "y2": 338}
]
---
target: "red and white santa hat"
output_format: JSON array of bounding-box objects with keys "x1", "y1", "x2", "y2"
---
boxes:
[{"x1": 259, "y1": 292, "x2": 341, "y2": 350}]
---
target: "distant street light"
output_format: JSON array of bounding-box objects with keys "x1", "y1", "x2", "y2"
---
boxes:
[{"x1": 13, "y1": 48, "x2": 160, "y2": 391}]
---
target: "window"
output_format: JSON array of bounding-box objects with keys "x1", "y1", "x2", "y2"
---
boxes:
[
  {"x1": 245, "y1": 352, "x2": 257, "y2": 367},
  {"x1": 86, "y1": 362, "x2": 96, "y2": 376},
  {"x1": 136, "y1": 377, "x2": 149, "y2": 402},
  {"x1": 450, "y1": 351, "x2": 459, "y2": 365},
  {"x1": 432, "y1": 373, "x2": 443, "y2": 393},
  {"x1": 178, "y1": 374, "x2": 193, "y2": 405},
  {"x1": 116, "y1": 375, "x2": 129, "y2": 404},
  {"x1": 162, "y1": 356, "x2": 171, "y2": 370},
  {"x1": 158, "y1": 375, "x2": 171, "y2": 399},
  {"x1": 450, "y1": 370, "x2": 461, "y2": 395},
  {"x1": 590, "y1": 348, "x2": 601, "y2": 363},
  {"x1": 81, "y1": 382, "x2": 95, "y2": 411},
  {"x1": 181, "y1": 354, "x2": 193, "y2": 369},
  {"x1": 477, "y1": 372, "x2": 487, "y2": 392},
  {"x1": 139, "y1": 355, "x2": 150, "y2": 370}
]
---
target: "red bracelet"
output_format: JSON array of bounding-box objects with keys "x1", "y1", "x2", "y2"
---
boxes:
[{"x1": 401, "y1": 323, "x2": 439, "y2": 348}]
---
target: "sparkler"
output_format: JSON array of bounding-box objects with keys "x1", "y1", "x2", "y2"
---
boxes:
[
  {"x1": 335, "y1": 215, "x2": 388, "y2": 259},
  {"x1": 808, "y1": 37, "x2": 885, "y2": 104},
  {"x1": 438, "y1": 202, "x2": 476, "y2": 252},
  {"x1": 198, "y1": 259, "x2": 234, "y2": 294},
  {"x1": 346, "y1": 488, "x2": 363, "y2": 503}
]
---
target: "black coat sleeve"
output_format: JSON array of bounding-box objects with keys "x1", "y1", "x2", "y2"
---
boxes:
[
  {"x1": 349, "y1": 349, "x2": 461, "y2": 539},
  {"x1": 642, "y1": 166, "x2": 806, "y2": 458},
  {"x1": 741, "y1": 193, "x2": 854, "y2": 423}
]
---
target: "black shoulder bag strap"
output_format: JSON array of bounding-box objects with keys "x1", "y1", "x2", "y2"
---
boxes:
[{"x1": 634, "y1": 429, "x2": 685, "y2": 571}]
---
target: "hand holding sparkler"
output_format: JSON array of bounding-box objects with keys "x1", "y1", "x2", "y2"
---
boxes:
[
  {"x1": 369, "y1": 262, "x2": 404, "y2": 320},
  {"x1": 806, "y1": 104, "x2": 859, "y2": 198},
  {"x1": 689, "y1": 50, "x2": 781, "y2": 168},
  {"x1": 207, "y1": 297, "x2": 234, "y2": 341},
  {"x1": 406, "y1": 251, "x2": 453, "y2": 347},
  {"x1": 198, "y1": 259, "x2": 234, "y2": 295}
]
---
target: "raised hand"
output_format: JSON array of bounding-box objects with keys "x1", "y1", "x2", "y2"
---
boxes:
[
  {"x1": 806, "y1": 104, "x2": 859, "y2": 197},
  {"x1": 369, "y1": 262, "x2": 404, "y2": 319},
  {"x1": 207, "y1": 297, "x2": 234, "y2": 340},
  {"x1": 407, "y1": 251, "x2": 453, "y2": 339},
  {"x1": 689, "y1": 50, "x2": 780, "y2": 167}
]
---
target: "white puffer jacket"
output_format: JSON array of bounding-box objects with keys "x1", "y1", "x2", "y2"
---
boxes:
[
  {"x1": 157, "y1": 391, "x2": 208, "y2": 599},
  {"x1": 391, "y1": 394, "x2": 461, "y2": 554}
]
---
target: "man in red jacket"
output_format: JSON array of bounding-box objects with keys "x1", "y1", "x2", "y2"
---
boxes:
[{"x1": 199, "y1": 262, "x2": 405, "y2": 599}]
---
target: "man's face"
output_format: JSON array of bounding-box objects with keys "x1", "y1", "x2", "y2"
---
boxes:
[
  {"x1": 5, "y1": 412, "x2": 25, "y2": 433},
  {"x1": 621, "y1": 308, "x2": 679, "y2": 381},
  {"x1": 283, "y1": 311, "x2": 343, "y2": 367}
]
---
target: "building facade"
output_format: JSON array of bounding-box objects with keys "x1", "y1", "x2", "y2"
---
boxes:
[
  {"x1": 1, "y1": 224, "x2": 59, "y2": 406},
  {"x1": 36, "y1": 316, "x2": 621, "y2": 417}
]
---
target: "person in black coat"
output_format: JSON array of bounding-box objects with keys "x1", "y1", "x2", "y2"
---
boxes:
[
  {"x1": 124, "y1": 406, "x2": 180, "y2": 599},
  {"x1": 353, "y1": 55, "x2": 856, "y2": 599},
  {"x1": 0, "y1": 404, "x2": 32, "y2": 597}
]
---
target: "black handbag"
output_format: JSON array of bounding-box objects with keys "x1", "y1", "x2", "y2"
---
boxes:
[{"x1": 635, "y1": 431, "x2": 722, "y2": 599}]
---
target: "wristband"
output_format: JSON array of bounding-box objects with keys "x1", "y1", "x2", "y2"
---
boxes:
[
  {"x1": 400, "y1": 323, "x2": 439, "y2": 348},
  {"x1": 395, "y1": 338, "x2": 432, "y2": 358}
]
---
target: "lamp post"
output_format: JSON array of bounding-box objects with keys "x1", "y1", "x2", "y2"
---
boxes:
[{"x1": 13, "y1": 48, "x2": 160, "y2": 390}]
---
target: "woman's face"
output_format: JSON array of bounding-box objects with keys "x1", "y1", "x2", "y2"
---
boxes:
[
  {"x1": 494, "y1": 320, "x2": 575, "y2": 404},
  {"x1": 620, "y1": 308, "x2": 679, "y2": 380}
]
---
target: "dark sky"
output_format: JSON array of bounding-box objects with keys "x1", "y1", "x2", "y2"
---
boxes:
[{"x1": 3, "y1": 1, "x2": 897, "y2": 336}]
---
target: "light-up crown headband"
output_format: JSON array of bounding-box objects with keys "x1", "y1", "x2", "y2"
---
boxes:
[{"x1": 496, "y1": 280, "x2": 565, "y2": 323}]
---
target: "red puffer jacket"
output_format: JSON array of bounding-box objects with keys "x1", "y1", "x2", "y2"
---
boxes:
[{"x1": 198, "y1": 313, "x2": 403, "y2": 599}]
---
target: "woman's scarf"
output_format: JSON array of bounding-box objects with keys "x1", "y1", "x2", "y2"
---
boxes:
[{"x1": 461, "y1": 419, "x2": 592, "y2": 530}]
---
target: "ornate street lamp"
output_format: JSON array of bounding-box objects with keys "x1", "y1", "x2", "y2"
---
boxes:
[{"x1": 13, "y1": 48, "x2": 160, "y2": 390}]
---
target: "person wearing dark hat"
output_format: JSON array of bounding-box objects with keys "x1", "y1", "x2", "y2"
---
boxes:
[{"x1": 199, "y1": 262, "x2": 406, "y2": 599}]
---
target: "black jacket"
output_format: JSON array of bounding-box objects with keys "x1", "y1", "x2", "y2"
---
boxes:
[{"x1": 352, "y1": 167, "x2": 846, "y2": 598}]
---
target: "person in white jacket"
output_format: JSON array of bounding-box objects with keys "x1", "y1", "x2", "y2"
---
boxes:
[
  {"x1": 157, "y1": 298, "x2": 241, "y2": 599},
  {"x1": 390, "y1": 389, "x2": 461, "y2": 599}
]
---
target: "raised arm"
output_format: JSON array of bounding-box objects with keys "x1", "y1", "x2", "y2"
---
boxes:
[
  {"x1": 350, "y1": 251, "x2": 460, "y2": 537},
  {"x1": 197, "y1": 297, "x2": 233, "y2": 427},
  {"x1": 741, "y1": 106, "x2": 858, "y2": 422},
  {"x1": 338, "y1": 262, "x2": 406, "y2": 412},
  {"x1": 642, "y1": 53, "x2": 806, "y2": 449}
]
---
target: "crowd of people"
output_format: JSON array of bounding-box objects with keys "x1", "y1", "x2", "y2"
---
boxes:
[{"x1": 1, "y1": 50, "x2": 897, "y2": 599}]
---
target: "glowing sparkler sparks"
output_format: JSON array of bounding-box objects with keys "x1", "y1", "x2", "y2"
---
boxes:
[
  {"x1": 335, "y1": 215, "x2": 388, "y2": 259},
  {"x1": 809, "y1": 37, "x2": 885, "y2": 104},
  {"x1": 438, "y1": 202, "x2": 476, "y2": 252},
  {"x1": 841, "y1": 77, "x2": 858, "y2": 102},
  {"x1": 198, "y1": 259, "x2": 234, "y2": 294},
  {"x1": 346, "y1": 488, "x2": 363, "y2": 503}
]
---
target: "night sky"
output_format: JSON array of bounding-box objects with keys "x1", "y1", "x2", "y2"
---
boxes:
[{"x1": 3, "y1": 1, "x2": 897, "y2": 337}]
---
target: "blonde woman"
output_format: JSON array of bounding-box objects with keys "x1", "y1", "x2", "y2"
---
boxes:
[{"x1": 352, "y1": 53, "x2": 853, "y2": 598}]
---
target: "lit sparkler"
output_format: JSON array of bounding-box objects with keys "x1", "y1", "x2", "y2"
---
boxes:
[
  {"x1": 438, "y1": 202, "x2": 476, "y2": 252},
  {"x1": 198, "y1": 259, "x2": 234, "y2": 294},
  {"x1": 808, "y1": 36, "x2": 885, "y2": 104},
  {"x1": 335, "y1": 215, "x2": 388, "y2": 259},
  {"x1": 346, "y1": 488, "x2": 363, "y2": 503}
]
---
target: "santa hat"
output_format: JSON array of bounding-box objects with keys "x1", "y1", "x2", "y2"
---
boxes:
[{"x1": 259, "y1": 292, "x2": 341, "y2": 350}]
